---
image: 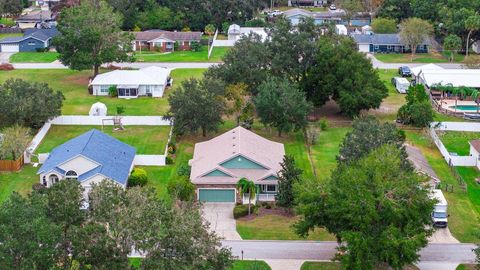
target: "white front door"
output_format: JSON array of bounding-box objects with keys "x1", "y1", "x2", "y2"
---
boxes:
[{"x1": 1, "y1": 44, "x2": 19, "y2": 52}]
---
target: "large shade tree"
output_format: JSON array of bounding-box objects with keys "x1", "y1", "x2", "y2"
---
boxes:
[
  {"x1": 0, "y1": 79, "x2": 64, "y2": 129},
  {"x1": 54, "y1": 0, "x2": 133, "y2": 77},
  {"x1": 399, "y1": 18, "x2": 433, "y2": 61},
  {"x1": 295, "y1": 145, "x2": 435, "y2": 270}
]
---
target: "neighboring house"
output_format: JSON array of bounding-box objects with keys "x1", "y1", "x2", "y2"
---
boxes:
[
  {"x1": 335, "y1": 24, "x2": 347, "y2": 35},
  {"x1": 227, "y1": 24, "x2": 268, "y2": 42},
  {"x1": 16, "y1": 10, "x2": 55, "y2": 29},
  {"x1": 0, "y1": 26, "x2": 58, "y2": 52},
  {"x1": 287, "y1": 0, "x2": 327, "y2": 7},
  {"x1": 351, "y1": 33, "x2": 430, "y2": 53},
  {"x1": 469, "y1": 140, "x2": 480, "y2": 170},
  {"x1": 189, "y1": 126, "x2": 285, "y2": 204},
  {"x1": 133, "y1": 30, "x2": 202, "y2": 52},
  {"x1": 89, "y1": 66, "x2": 171, "y2": 98},
  {"x1": 37, "y1": 129, "x2": 136, "y2": 195},
  {"x1": 30, "y1": 0, "x2": 61, "y2": 7},
  {"x1": 417, "y1": 69, "x2": 480, "y2": 90},
  {"x1": 283, "y1": 8, "x2": 370, "y2": 27}
]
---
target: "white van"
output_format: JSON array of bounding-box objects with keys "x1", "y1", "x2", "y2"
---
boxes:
[
  {"x1": 391, "y1": 77, "x2": 410, "y2": 94},
  {"x1": 429, "y1": 189, "x2": 448, "y2": 228}
]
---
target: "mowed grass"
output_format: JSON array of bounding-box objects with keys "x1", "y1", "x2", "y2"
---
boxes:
[
  {"x1": 375, "y1": 52, "x2": 464, "y2": 63},
  {"x1": 0, "y1": 165, "x2": 38, "y2": 203},
  {"x1": 9, "y1": 52, "x2": 59, "y2": 63},
  {"x1": 301, "y1": 262, "x2": 341, "y2": 270},
  {"x1": 36, "y1": 125, "x2": 171, "y2": 154},
  {"x1": 236, "y1": 214, "x2": 335, "y2": 241},
  {"x1": 439, "y1": 131, "x2": 480, "y2": 156},
  {"x1": 405, "y1": 130, "x2": 480, "y2": 242},
  {"x1": 231, "y1": 260, "x2": 271, "y2": 270},
  {"x1": 134, "y1": 46, "x2": 229, "y2": 63},
  {"x1": 0, "y1": 68, "x2": 206, "y2": 115},
  {"x1": 0, "y1": 33, "x2": 22, "y2": 39},
  {"x1": 369, "y1": 69, "x2": 406, "y2": 121}
]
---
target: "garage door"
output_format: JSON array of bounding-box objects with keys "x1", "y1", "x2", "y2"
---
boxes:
[
  {"x1": 1, "y1": 44, "x2": 19, "y2": 52},
  {"x1": 199, "y1": 189, "x2": 235, "y2": 203},
  {"x1": 358, "y1": 44, "x2": 370, "y2": 53}
]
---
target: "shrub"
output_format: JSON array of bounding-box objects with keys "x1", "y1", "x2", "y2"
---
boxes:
[
  {"x1": 116, "y1": 105, "x2": 125, "y2": 115},
  {"x1": 167, "y1": 141, "x2": 176, "y2": 154},
  {"x1": 233, "y1": 204, "x2": 259, "y2": 219},
  {"x1": 320, "y1": 119, "x2": 328, "y2": 131},
  {"x1": 190, "y1": 41, "x2": 201, "y2": 52},
  {"x1": 177, "y1": 164, "x2": 191, "y2": 177},
  {"x1": 108, "y1": 85, "x2": 117, "y2": 97},
  {"x1": 233, "y1": 204, "x2": 249, "y2": 219},
  {"x1": 128, "y1": 168, "x2": 148, "y2": 187},
  {"x1": 165, "y1": 156, "x2": 174, "y2": 164},
  {"x1": 167, "y1": 177, "x2": 195, "y2": 201}
]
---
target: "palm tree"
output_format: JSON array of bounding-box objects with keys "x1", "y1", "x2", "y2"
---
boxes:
[
  {"x1": 236, "y1": 178, "x2": 256, "y2": 215},
  {"x1": 471, "y1": 89, "x2": 480, "y2": 114}
]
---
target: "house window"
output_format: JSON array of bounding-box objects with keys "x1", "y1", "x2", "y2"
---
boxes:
[
  {"x1": 266, "y1": 185, "x2": 277, "y2": 192},
  {"x1": 145, "y1": 85, "x2": 151, "y2": 94},
  {"x1": 49, "y1": 174, "x2": 59, "y2": 185},
  {"x1": 42, "y1": 176, "x2": 47, "y2": 186},
  {"x1": 118, "y1": 88, "x2": 138, "y2": 97},
  {"x1": 66, "y1": 170, "x2": 78, "y2": 180},
  {"x1": 100, "y1": 85, "x2": 110, "y2": 93},
  {"x1": 166, "y1": 42, "x2": 173, "y2": 49}
]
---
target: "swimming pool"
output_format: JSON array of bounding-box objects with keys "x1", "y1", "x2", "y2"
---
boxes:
[{"x1": 449, "y1": 105, "x2": 480, "y2": 111}]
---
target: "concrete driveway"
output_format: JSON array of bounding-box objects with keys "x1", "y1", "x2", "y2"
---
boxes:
[
  {"x1": 0, "y1": 52, "x2": 13, "y2": 63},
  {"x1": 429, "y1": 228, "x2": 460, "y2": 244},
  {"x1": 202, "y1": 203, "x2": 242, "y2": 240}
]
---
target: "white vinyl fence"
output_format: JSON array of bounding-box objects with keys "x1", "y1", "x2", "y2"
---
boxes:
[
  {"x1": 429, "y1": 122, "x2": 478, "y2": 167},
  {"x1": 25, "y1": 115, "x2": 173, "y2": 166}
]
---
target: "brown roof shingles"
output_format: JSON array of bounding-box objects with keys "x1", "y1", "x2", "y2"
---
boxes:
[
  {"x1": 133, "y1": 30, "x2": 202, "y2": 42},
  {"x1": 470, "y1": 140, "x2": 480, "y2": 153}
]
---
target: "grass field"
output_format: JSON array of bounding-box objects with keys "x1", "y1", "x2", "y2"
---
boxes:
[
  {"x1": 36, "y1": 125, "x2": 171, "y2": 154},
  {"x1": 0, "y1": 68, "x2": 206, "y2": 115},
  {"x1": 237, "y1": 214, "x2": 335, "y2": 241},
  {"x1": 405, "y1": 130, "x2": 480, "y2": 242},
  {"x1": 440, "y1": 131, "x2": 480, "y2": 156},
  {"x1": 301, "y1": 262, "x2": 341, "y2": 270},
  {"x1": 134, "y1": 46, "x2": 229, "y2": 62},
  {"x1": 129, "y1": 258, "x2": 270, "y2": 270},
  {"x1": 375, "y1": 52, "x2": 465, "y2": 63},
  {"x1": 0, "y1": 33, "x2": 22, "y2": 39},
  {"x1": 0, "y1": 165, "x2": 38, "y2": 203},
  {"x1": 9, "y1": 52, "x2": 59, "y2": 63},
  {"x1": 456, "y1": 264, "x2": 476, "y2": 270}
]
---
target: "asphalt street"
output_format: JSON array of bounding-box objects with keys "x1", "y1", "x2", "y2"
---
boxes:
[{"x1": 223, "y1": 240, "x2": 477, "y2": 263}]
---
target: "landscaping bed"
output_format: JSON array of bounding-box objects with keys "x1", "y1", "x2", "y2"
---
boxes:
[
  {"x1": 9, "y1": 52, "x2": 59, "y2": 63},
  {"x1": 36, "y1": 125, "x2": 171, "y2": 154},
  {"x1": 134, "y1": 46, "x2": 229, "y2": 62},
  {"x1": 0, "y1": 68, "x2": 205, "y2": 115},
  {"x1": 439, "y1": 131, "x2": 479, "y2": 156}
]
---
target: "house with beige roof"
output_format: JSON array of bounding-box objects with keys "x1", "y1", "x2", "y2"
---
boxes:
[{"x1": 189, "y1": 126, "x2": 285, "y2": 203}]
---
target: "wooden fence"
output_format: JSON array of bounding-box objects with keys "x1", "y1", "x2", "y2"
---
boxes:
[{"x1": 0, "y1": 156, "x2": 24, "y2": 172}]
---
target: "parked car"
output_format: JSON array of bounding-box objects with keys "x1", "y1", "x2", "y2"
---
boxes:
[
  {"x1": 391, "y1": 77, "x2": 410, "y2": 94},
  {"x1": 398, "y1": 66, "x2": 411, "y2": 77},
  {"x1": 329, "y1": 4, "x2": 337, "y2": 10}
]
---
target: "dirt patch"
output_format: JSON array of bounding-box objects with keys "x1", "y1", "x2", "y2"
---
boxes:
[
  {"x1": 237, "y1": 207, "x2": 295, "y2": 221},
  {"x1": 65, "y1": 74, "x2": 90, "y2": 86}
]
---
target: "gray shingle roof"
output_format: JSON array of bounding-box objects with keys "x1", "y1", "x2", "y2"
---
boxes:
[
  {"x1": 38, "y1": 129, "x2": 136, "y2": 186},
  {"x1": 0, "y1": 27, "x2": 58, "y2": 44},
  {"x1": 351, "y1": 33, "x2": 430, "y2": 45}
]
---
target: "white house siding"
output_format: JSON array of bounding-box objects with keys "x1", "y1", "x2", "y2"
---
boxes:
[
  {"x1": 92, "y1": 84, "x2": 165, "y2": 97},
  {"x1": 358, "y1": 44, "x2": 370, "y2": 53},
  {"x1": 470, "y1": 145, "x2": 480, "y2": 170},
  {"x1": 92, "y1": 85, "x2": 109, "y2": 96},
  {"x1": 58, "y1": 155, "x2": 99, "y2": 176}
]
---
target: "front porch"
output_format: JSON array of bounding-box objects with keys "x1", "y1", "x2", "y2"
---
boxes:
[{"x1": 242, "y1": 184, "x2": 277, "y2": 204}]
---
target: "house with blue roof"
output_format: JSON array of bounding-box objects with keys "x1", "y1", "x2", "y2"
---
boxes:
[
  {"x1": 0, "y1": 26, "x2": 58, "y2": 52},
  {"x1": 351, "y1": 33, "x2": 430, "y2": 53},
  {"x1": 37, "y1": 129, "x2": 136, "y2": 193}
]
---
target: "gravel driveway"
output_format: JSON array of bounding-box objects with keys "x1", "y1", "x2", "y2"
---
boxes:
[{"x1": 202, "y1": 203, "x2": 242, "y2": 240}]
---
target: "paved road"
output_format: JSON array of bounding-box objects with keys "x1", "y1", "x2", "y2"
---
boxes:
[
  {"x1": 223, "y1": 240, "x2": 477, "y2": 263},
  {"x1": 11, "y1": 62, "x2": 217, "y2": 69}
]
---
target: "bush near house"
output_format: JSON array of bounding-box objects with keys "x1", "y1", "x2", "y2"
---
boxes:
[
  {"x1": 233, "y1": 204, "x2": 259, "y2": 219},
  {"x1": 128, "y1": 168, "x2": 148, "y2": 187}
]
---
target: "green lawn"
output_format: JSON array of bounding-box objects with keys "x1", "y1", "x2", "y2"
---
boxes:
[
  {"x1": 0, "y1": 165, "x2": 38, "y2": 203},
  {"x1": 237, "y1": 214, "x2": 335, "y2": 241},
  {"x1": 375, "y1": 53, "x2": 464, "y2": 63},
  {"x1": 36, "y1": 125, "x2": 171, "y2": 154},
  {"x1": 310, "y1": 127, "x2": 350, "y2": 180},
  {"x1": 456, "y1": 264, "x2": 476, "y2": 270},
  {"x1": 129, "y1": 258, "x2": 270, "y2": 270},
  {"x1": 0, "y1": 18, "x2": 16, "y2": 27},
  {"x1": 9, "y1": 52, "x2": 59, "y2": 63},
  {"x1": 301, "y1": 262, "x2": 341, "y2": 270},
  {"x1": 0, "y1": 68, "x2": 206, "y2": 115},
  {"x1": 405, "y1": 130, "x2": 480, "y2": 242},
  {"x1": 0, "y1": 33, "x2": 22, "y2": 39},
  {"x1": 440, "y1": 131, "x2": 479, "y2": 156},
  {"x1": 134, "y1": 46, "x2": 229, "y2": 62},
  {"x1": 231, "y1": 260, "x2": 271, "y2": 270}
]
